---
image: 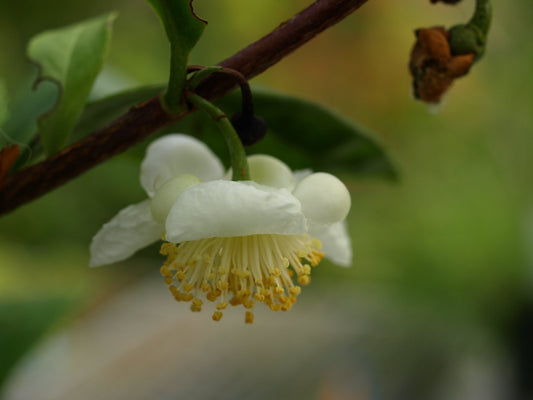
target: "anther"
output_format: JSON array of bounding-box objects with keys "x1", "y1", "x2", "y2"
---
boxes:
[
  {"x1": 244, "y1": 300, "x2": 254, "y2": 309},
  {"x1": 269, "y1": 304, "x2": 282, "y2": 312},
  {"x1": 212, "y1": 311, "x2": 223, "y2": 321},
  {"x1": 245, "y1": 311, "x2": 254, "y2": 324},
  {"x1": 254, "y1": 293, "x2": 265, "y2": 302},
  {"x1": 298, "y1": 275, "x2": 311, "y2": 286},
  {"x1": 206, "y1": 291, "x2": 219, "y2": 302},
  {"x1": 229, "y1": 296, "x2": 243, "y2": 306},
  {"x1": 192, "y1": 298, "x2": 203, "y2": 307},
  {"x1": 176, "y1": 271, "x2": 187, "y2": 281},
  {"x1": 289, "y1": 286, "x2": 301, "y2": 296}
]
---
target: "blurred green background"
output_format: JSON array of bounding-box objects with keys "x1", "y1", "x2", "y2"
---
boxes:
[{"x1": 1, "y1": 1, "x2": 533, "y2": 399}]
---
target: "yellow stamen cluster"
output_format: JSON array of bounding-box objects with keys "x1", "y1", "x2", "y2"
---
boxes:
[{"x1": 159, "y1": 234, "x2": 323, "y2": 323}]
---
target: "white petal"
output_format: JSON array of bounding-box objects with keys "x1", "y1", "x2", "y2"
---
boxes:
[
  {"x1": 293, "y1": 172, "x2": 351, "y2": 225},
  {"x1": 140, "y1": 134, "x2": 224, "y2": 197},
  {"x1": 309, "y1": 221, "x2": 352, "y2": 267},
  {"x1": 90, "y1": 200, "x2": 164, "y2": 267},
  {"x1": 165, "y1": 180, "x2": 307, "y2": 243}
]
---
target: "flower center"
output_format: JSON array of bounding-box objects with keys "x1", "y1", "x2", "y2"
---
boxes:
[{"x1": 159, "y1": 234, "x2": 324, "y2": 323}]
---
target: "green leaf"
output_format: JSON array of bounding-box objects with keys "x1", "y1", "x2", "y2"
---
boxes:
[
  {"x1": 146, "y1": 0, "x2": 206, "y2": 112},
  {"x1": 0, "y1": 80, "x2": 57, "y2": 164},
  {"x1": 250, "y1": 89, "x2": 397, "y2": 179},
  {"x1": 0, "y1": 298, "x2": 73, "y2": 391},
  {"x1": 167, "y1": 87, "x2": 398, "y2": 180},
  {"x1": 27, "y1": 13, "x2": 116, "y2": 155}
]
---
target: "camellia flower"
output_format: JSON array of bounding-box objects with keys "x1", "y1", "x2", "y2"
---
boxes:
[{"x1": 90, "y1": 134, "x2": 352, "y2": 323}]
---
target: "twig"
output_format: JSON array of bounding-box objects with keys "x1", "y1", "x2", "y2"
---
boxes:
[{"x1": 0, "y1": 0, "x2": 370, "y2": 216}]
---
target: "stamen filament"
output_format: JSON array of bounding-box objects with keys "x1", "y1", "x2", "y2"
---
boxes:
[{"x1": 160, "y1": 233, "x2": 323, "y2": 323}]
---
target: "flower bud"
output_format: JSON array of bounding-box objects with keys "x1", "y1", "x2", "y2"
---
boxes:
[
  {"x1": 151, "y1": 174, "x2": 200, "y2": 223},
  {"x1": 248, "y1": 154, "x2": 295, "y2": 189},
  {"x1": 293, "y1": 172, "x2": 351, "y2": 225}
]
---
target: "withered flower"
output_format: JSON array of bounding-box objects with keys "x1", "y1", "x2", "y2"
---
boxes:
[{"x1": 409, "y1": 27, "x2": 474, "y2": 104}]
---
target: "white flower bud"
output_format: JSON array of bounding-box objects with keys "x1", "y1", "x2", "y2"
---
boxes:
[
  {"x1": 293, "y1": 172, "x2": 351, "y2": 224},
  {"x1": 247, "y1": 154, "x2": 295, "y2": 189},
  {"x1": 150, "y1": 174, "x2": 200, "y2": 223}
]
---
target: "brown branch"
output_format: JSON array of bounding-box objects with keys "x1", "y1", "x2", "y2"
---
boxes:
[{"x1": 0, "y1": 0, "x2": 370, "y2": 216}]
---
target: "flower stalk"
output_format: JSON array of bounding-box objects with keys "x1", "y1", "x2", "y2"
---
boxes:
[
  {"x1": 185, "y1": 92, "x2": 250, "y2": 181},
  {"x1": 162, "y1": 51, "x2": 188, "y2": 113},
  {"x1": 187, "y1": 65, "x2": 223, "y2": 89},
  {"x1": 471, "y1": 0, "x2": 491, "y2": 36},
  {"x1": 187, "y1": 66, "x2": 267, "y2": 146}
]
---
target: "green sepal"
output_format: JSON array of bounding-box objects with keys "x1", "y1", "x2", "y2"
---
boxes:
[
  {"x1": 448, "y1": 24, "x2": 486, "y2": 60},
  {"x1": 449, "y1": 0, "x2": 492, "y2": 61}
]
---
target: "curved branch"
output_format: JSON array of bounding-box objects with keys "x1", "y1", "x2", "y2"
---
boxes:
[{"x1": 0, "y1": 0, "x2": 370, "y2": 216}]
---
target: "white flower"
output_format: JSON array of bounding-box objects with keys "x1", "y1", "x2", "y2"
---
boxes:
[{"x1": 90, "y1": 134, "x2": 352, "y2": 323}]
